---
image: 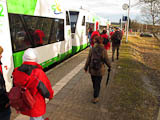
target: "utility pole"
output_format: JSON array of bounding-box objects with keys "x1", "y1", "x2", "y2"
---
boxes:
[
  {"x1": 126, "y1": 0, "x2": 131, "y2": 43},
  {"x1": 121, "y1": 16, "x2": 123, "y2": 30}
]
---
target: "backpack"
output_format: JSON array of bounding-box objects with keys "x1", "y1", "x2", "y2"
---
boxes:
[
  {"x1": 113, "y1": 31, "x2": 121, "y2": 44},
  {"x1": 90, "y1": 47, "x2": 103, "y2": 70},
  {"x1": 8, "y1": 85, "x2": 35, "y2": 111},
  {"x1": 8, "y1": 66, "x2": 37, "y2": 111},
  {"x1": 103, "y1": 38, "x2": 109, "y2": 45}
]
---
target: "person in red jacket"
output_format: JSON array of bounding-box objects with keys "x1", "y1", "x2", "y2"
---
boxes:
[
  {"x1": 90, "y1": 31, "x2": 100, "y2": 47},
  {"x1": 101, "y1": 30, "x2": 111, "y2": 50},
  {"x1": 0, "y1": 46, "x2": 11, "y2": 120},
  {"x1": 12, "y1": 48, "x2": 53, "y2": 120}
]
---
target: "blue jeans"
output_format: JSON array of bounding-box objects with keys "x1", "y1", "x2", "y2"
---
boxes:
[
  {"x1": 0, "y1": 107, "x2": 11, "y2": 120},
  {"x1": 30, "y1": 116, "x2": 44, "y2": 120}
]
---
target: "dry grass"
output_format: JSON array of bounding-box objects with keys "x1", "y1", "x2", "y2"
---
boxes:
[{"x1": 107, "y1": 36, "x2": 160, "y2": 120}]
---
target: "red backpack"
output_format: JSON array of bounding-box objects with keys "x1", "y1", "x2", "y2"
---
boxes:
[{"x1": 8, "y1": 70, "x2": 36, "y2": 111}]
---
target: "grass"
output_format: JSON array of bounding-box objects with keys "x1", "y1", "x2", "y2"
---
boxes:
[{"x1": 107, "y1": 37, "x2": 158, "y2": 120}]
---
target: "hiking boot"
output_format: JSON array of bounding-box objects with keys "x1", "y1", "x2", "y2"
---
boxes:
[
  {"x1": 117, "y1": 57, "x2": 119, "y2": 60},
  {"x1": 92, "y1": 98, "x2": 99, "y2": 104}
]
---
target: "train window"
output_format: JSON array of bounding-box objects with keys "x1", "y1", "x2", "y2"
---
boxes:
[
  {"x1": 69, "y1": 11, "x2": 79, "y2": 33},
  {"x1": 66, "y1": 11, "x2": 70, "y2": 25},
  {"x1": 49, "y1": 19, "x2": 64, "y2": 43},
  {"x1": 82, "y1": 16, "x2": 85, "y2": 26},
  {"x1": 9, "y1": 14, "x2": 32, "y2": 53},
  {"x1": 57, "y1": 19, "x2": 64, "y2": 41},
  {"x1": 48, "y1": 19, "x2": 56, "y2": 44},
  {"x1": 39, "y1": 18, "x2": 52, "y2": 45},
  {"x1": 9, "y1": 14, "x2": 64, "y2": 52},
  {"x1": 23, "y1": 16, "x2": 52, "y2": 46}
]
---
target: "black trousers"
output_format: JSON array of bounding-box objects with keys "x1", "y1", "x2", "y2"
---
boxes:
[
  {"x1": 0, "y1": 107, "x2": 11, "y2": 120},
  {"x1": 112, "y1": 45, "x2": 120, "y2": 60},
  {"x1": 91, "y1": 75, "x2": 102, "y2": 98}
]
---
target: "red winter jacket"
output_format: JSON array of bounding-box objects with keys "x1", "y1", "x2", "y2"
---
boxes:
[
  {"x1": 101, "y1": 34, "x2": 111, "y2": 50},
  {"x1": 90, "y1": 31, "x2": 100, "y2": 47},
  {"x1": 12, "y1": 62, "x2": 53, "y2": 117}
]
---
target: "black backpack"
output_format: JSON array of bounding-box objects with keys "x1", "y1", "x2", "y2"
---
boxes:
[
  {"x1": 90, "y1": 47, "x2": 103, "y2": 70},
  {"x1": 113, "y1": 31, "x2": 121, "y2": 44},
  {"x1": 103, "y1": 38, "x2": 109, "y2": 45}
]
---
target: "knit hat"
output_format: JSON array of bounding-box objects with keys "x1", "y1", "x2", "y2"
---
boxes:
[
  {"x1": 23, "y1": 48, "x2": 38, "y2": 62},
  {"x1": 0, "y1": 46, "x2": 3, "y2": 55}
]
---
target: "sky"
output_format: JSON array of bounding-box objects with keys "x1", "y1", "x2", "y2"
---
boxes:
[{"x1": 60, "y1": 0, "x2": 142, "y2": 22}]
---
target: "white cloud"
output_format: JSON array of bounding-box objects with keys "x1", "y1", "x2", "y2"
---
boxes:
[{"x1": 60, "y1": 0, "x2": 141, "y2": 22}]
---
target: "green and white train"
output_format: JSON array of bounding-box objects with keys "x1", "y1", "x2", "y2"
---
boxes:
[{"x1": 0, "y1": 0, "x2": 110, "y2": 91}]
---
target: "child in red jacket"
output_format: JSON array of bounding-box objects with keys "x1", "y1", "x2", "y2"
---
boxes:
[{"x1": 12, "y1": 48, "x2": 53, "y2": 120}]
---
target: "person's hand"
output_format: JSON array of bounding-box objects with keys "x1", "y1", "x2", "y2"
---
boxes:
[
  {"x1": 49, "y1": 98, "x2": 52, "y2": 101},
  {"x1": 5, "y1": 103, "x2": 9, "y2": 108}
]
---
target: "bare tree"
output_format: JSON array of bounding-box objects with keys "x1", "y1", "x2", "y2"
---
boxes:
[
  {"x1": 130, "y1": 20, "x2": 141, "y2": 32},
  {"x1": 139, "y1": 0, "x2": 160, "y2": 40}
]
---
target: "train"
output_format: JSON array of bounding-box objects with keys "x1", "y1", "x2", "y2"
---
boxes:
[{"x1": 0, "y1": 0, "x2": 111, "y2": 91}]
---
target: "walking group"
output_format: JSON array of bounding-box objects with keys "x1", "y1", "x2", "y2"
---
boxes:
[
  {"x1": 85, "y1": 27, "x2": 123, "y2": 103},
  {"x1": 0, "y1": 27, "x2": 123, "y2": 120}
]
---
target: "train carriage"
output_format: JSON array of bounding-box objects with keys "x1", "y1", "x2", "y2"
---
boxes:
[{"x1": 0, "y1": 0, "x2": 72, "y2": 90}]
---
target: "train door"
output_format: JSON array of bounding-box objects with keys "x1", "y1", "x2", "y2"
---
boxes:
[
  {"x1": 69, "y1": 11, "x2": 79, "y2": 54},
  {"x1": 86, "y1": 22, "x2": 95, "y2": 44},
  {"x1": 0, "y1": 0, "x2": 14, "y2": 91},
  {"x1": 80, "y1": 15, "x2": 87, "y2": 50},
  {"x1": 65, "y1": 11, "x2": 72, "y2": 54}
]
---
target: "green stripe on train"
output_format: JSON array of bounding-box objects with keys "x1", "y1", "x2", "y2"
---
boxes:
[
  {"x1": 81, "y1": 43, "x2": 88, "y2": 50},
  {"x1": 72, "y1": 43, "x2": 88, "y2": 54},
  {"x1": 13, "y1": 42, "x2": 88, "y2": 68},
  {"x1": 13, "y1": 49, "x2": 72, "y2": 68}
]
